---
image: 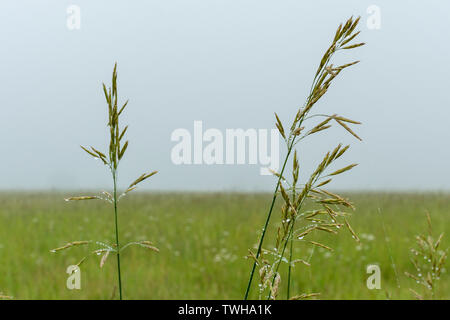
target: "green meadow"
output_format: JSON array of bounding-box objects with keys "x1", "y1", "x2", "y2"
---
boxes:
[{"x1": 0, "y1": 192, "x2": 448, "y2": 299}]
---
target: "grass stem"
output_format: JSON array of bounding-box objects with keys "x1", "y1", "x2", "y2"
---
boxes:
[
  {"x1": 112, "y1": 171, "x2": 123, "y2": 300},
  {"x1": 287, "y1": 236, "x2": 293, "y2": 299}
]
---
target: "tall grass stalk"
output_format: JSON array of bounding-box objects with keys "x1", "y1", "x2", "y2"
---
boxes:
[
  {"x1": 51, "y1": 63, "x2": 158, "y2": 300},
  {"x1": 244, "y1": 16, "x2": 365, "y2": 300}
]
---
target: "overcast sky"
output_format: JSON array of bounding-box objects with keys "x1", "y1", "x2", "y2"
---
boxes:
[{"x1": 0, "y1": 1, "x2": 449, "y2": 191}]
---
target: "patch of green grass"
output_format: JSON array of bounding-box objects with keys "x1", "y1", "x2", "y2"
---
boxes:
[{"x1": 0, "y1": 192, "x2": 448, "y2": 299}]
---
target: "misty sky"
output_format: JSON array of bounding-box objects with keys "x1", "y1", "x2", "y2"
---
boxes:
[{"x1": 0, "y1": 1, "x2": 449, "y2": 191}]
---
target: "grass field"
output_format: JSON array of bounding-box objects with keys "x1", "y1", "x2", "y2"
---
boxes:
[{"x1": 0, "y1": 192, "x2": 448, "y2": 300}]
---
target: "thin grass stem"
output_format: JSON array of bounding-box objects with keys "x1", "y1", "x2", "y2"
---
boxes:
[
  {"x1": 287, "y1": 236, "x2": 294, "y2": 299},
  {"x1": 112, "y1": 171, "x2": 123, "y2": 300}
]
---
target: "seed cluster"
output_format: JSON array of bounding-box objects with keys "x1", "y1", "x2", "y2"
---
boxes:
[
  {"x1": 406, "y1": 212, "x2": 447, "y2": 299},
  {"x1": 51, "y1": 64, "x2": 158, "y2": 300}
]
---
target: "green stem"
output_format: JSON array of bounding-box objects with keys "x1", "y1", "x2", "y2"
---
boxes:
[
  {"x1": 113, "y1": 171, "x2": 123, "y2": 300},
  {"x1": 287, "y1": 232, "x2": 294, "y2": 299},
  {"x1": 268, "y1": 219, "x2": 295, "y2": 299},
  {"x1": 287, "y1": 170, "x2": 298, "y2": 300},
  {"x1": 244, "y1": 141, "x2": 294, "y2": 300},
  {"x1": 268, "y1": 179, "x2": 317, "y2": 299}
]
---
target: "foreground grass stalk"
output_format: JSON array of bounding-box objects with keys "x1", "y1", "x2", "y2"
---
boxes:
[
  {"x1": 244, "y1": 147, "x2": 292, "y2": 299},
  {"x1": 267, "y1": 178, "x2": 311, "y2": 300},
  {"x1": 286, "y1": 152, "x2": 299, "y2": 300},
  {"x1": 112, "y1": 171, "x2": 122, "y2": 300},
  {"x1": 51, "y1": 63, "x2": 158, "y2": 300},
  {"x1": 287, "y1": 237, "x2": 293, "y2": 299},
  {"x1": 245, "y1": 16, "x2": 365, "y2": 300}
]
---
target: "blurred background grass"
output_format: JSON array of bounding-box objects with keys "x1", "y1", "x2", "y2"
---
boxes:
[{"x1": 0, "y1": 192, "x2": 448, "y2": 299}]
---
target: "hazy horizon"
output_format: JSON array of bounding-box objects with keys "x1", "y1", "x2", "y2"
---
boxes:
[{"x1": 1, "y1": 1, "x2": 449, "y2": 192}]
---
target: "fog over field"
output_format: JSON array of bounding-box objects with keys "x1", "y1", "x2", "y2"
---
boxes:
[
  {"x1": 1, "y1": 1, "x2": 449, "y2": 191},
  {"x1": 1, "y1": 2, "x2": 449, "y2": 303}
]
